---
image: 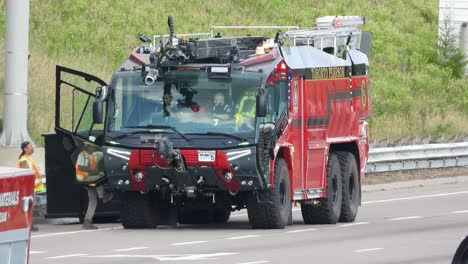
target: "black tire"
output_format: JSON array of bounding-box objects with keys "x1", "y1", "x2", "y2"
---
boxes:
[
  {"x1": 337, "y1": 151, "x2": 360, "y2": 222},
  {"x1": 301, "y1": 153, "x2": 342, "y2": 224},
  {"x1": 247, "y1": 158, "x2": 291, "y2": 229},
  {"x1": 213, "y1": 207, "x2": 231, "y2": 223},
  {"x1": 120, "y1": 191, "x2": 159, "y2": 229},
  {"x1": 287, "y1": 205, "x2": 293, "y2": 225},
  {"x1": 452, "y1": 236, "x2": 468, "y2": 264}
]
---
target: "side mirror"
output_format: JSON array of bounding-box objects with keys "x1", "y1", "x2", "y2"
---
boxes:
[
  {"x1": 93, "y1": 101, "x2": 103, "y2": 124},
  {"x1": 93, "y1": 85, "x2": 108, "y2": 124},
  {"x1": 256, "y1": 91, "x2": 267, "y2": 117}
]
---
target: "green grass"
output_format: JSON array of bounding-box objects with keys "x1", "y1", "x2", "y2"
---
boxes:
[{"x1": 0, "y1": 0, "x2": 467, "y2": 146}]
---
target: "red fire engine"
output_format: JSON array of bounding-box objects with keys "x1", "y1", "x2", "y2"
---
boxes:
[
  {"x1": 0, "y1": 167, "x2": 35, "y2": 263},
  {"x1": 45, "y1": 15, "x2": 372, "y2": 229}
]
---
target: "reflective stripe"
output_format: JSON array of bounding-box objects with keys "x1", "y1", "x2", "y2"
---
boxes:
[
  {"x1": 75, "y1": 152, "x2": 97, "y2": 182},
  {"x1": 18, "y1": 155, "x2": 44, "y2": 192}
]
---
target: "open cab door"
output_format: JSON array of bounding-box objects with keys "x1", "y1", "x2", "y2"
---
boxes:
[{"x1": 44, "y1": 65, "x2": 111, "y2": 219}]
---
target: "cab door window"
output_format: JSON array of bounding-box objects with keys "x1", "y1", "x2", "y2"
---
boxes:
[{"x1": 265, "y1": 80, "x2": 288, "y2": 123}]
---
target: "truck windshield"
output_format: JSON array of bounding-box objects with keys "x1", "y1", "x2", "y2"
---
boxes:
[{"x1": 107, "y1": 70, "x2": 262, "y2": 143}]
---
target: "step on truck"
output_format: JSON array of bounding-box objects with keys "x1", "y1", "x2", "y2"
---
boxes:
[{"x1": 45, "y1": 15, "x2": 372, "y2": 229}]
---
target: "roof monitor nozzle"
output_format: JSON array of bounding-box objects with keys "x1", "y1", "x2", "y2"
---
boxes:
[
  {"x1": 139, "y1": 35, "x2": 152, "y2": 43},
  {"x1": 144, "y1": 68, "x2": 158, "y2": 85}
]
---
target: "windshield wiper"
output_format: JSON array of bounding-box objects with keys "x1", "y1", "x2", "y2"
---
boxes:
[
  {"x1": 113, "y1": 125, "x2": 191, "y2": 142},
  {"x1": 187, "y1": 132, "x2": 247, "y2": 142}
]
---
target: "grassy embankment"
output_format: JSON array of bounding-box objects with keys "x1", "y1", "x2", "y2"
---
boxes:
[{"x1": 0, "y1": 0, "x2": 467, "y2": 146}]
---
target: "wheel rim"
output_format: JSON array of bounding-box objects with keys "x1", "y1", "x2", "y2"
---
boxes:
[{"x1": 279, "y1": 178, "x2": 286, "y2": 209}]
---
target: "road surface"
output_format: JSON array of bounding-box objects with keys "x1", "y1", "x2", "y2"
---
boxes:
[{"x1": 30, "y1": 177, "x2": 468, "y2": 264}]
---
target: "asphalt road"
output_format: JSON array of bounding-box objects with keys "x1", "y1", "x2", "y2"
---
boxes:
[{"x1": 30, "y1": 177, "x2": 468, "y2": 264}]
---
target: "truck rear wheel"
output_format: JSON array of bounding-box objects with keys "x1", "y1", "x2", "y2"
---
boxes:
[
  {"x1": 247, "y1": 158, "x2": 291, "y2": 229},
  {"x1": 121, "y1": 191, "x2": 159, "y2": 229},
  {"x1": 337, "y1": 151, "x2": 360, "y2": 222},
  {"x1": 301, "y1": 153, "x2": 342, "y2": 224}
]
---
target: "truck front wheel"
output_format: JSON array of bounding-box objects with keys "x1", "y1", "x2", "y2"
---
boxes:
[
  {"x1": 121, "y1": 191, "x2": 159, "y2": 229},
  {"x1": 247, "y1": 158, "x2": 291, "y2": 229},
  {"x1": 301, "y1": 153, "x2": 342, "y2": 224}
]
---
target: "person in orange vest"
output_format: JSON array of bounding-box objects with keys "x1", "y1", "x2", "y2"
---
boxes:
[
  {"x1": 76, "y1": 144, "x2": 111, "y2": 229},
  {"x1": 18, "y1": 141, "x2": 44, "y2": 232}
]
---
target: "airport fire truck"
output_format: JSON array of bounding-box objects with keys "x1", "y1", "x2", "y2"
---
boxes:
[{"x1": 44, "y1": 15, "x2": 372, "y2": 229}]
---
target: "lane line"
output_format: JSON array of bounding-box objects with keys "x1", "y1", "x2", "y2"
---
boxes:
[
  {"x1": 363, "y1": 191, "x2": 468, "y2": 205},
  {"x1": 285, "y1": 228, "x2": 317, "y2": 233},
  {"x1": 112, "y1": 247, "x2": 149, "y2": 252},
  {"x1": 171, "y1": 241, "x2": 208, "y2": 246},
  {"x1": 47, "y1": 254, "x2": 88, "y2": 259},
  {"x1": 227, "y1": 235, "x2": 261, "y2": 240},
  {"x1": 353, "y1": 248, "x2": 384, "y2": 253},
  {"x1": 339, "y1": 222, "x2": 369, "y2": 227},
  {"x1": 32, "y1": 227, "x2": 123, "y2": 238},
  {"x1": 30, "y1": 251, "x2": 47, "y2": 254},
  {"x1": 452, "y1": 210, "x2": 468, "y2": 214},
  {"x1": 238, "y1": 261, "x2": 269, "y2": 264},
  {"x1": 388, "y1": 216, "x2": 423, "y2": 221}
]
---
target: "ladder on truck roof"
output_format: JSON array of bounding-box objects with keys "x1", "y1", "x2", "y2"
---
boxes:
[{"x1": 285, "y1": 15, "x2": 365, "y2": 56}]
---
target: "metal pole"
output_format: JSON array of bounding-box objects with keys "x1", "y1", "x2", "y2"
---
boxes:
[{"x1": 0, "y1": 0, "x2": 32, "y2": 147}]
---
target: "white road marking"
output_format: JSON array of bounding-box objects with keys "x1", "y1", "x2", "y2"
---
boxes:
[
  {"x1": 285, "y1": 228, "x2": 317, "y2": 233},
  {"x1": 171, "y1": 240, "x2": 208, "y2": 246},
  {"x1": 47, "y1": 254, "x2": 88, "y2": 259},
  {"x1": 32, "y1": 227, "x2": 123, "y2": 238},
  {"x1": 238, "y1": 261, "x2": 269, "y2": 264},
  {"x1": 112, "y1": 247, "x2": 149, "y2": 252},
  {"x1": 227, "y1": 235, "x2": 261, "y2": 240},
  {"x1": 30, "y1": 251, "x2": 47, "y2": 254},
  {"x1": 339, "y1": 222, "x2": 369, "y2": 227},
  {"x1": 86, "y1": 252, "x2": 238, "y2": 260},
  {"x1": 363, "y1": 191, "x2": 468, "y2": 205},
  {"x1": 452, "y1": 210, "x2": 468, "y2": 214},
  {"x1": 388, "y1": 216, "x2": 423, "y2": 221},
  {"x1": 353, "y1": 248, "x2": 384, "y2": 253}
]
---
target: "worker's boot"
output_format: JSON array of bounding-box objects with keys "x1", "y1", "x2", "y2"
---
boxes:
[
  {"x1": 82, "y1": 220, "x2": 98, "y2": 230},
  {"x1": 31, "y1": 225, "x2": 39, "y2": 232}
]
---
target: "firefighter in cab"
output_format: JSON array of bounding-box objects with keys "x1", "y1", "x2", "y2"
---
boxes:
[{"x1": 18, "y1": 141, "x2": 44, "y2": 231}]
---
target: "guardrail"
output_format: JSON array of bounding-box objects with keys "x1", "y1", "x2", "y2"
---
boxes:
[{"x1": 366, "y1": 142, "x2": 468, "y2": 173}]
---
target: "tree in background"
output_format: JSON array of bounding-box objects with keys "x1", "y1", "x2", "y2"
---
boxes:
[{"x1": 438, "y1": 16, "x2": 468, "y2": 79}]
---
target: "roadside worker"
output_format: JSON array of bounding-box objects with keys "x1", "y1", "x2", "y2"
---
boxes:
[
  {"x1": 18, "y1": 141, "x2": 44, "y2": 232},
  {"x1": 75, "y1": 143, "x2": 111, "y2": 230},
  {"x1": 210, "y1": 92, "x2": 232, "y2": 121}
]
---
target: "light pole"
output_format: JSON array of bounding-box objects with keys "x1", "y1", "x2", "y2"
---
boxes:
[{"x1": 0, "y1": 0, "x2": 32, "y2": 147}]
